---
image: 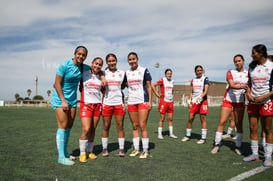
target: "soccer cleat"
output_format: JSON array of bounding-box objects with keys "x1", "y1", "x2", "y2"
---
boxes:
[
  {"x1": 158, "y1": 135, "x2": 164, "y2": 139},
  {"x1": 58, "y1": 157, "x2": 75, "y2": 166},
  {"x1": 102, "y1": 149, "x2": 109, "y2": 157},
  {"x1": 197, "y1": 139, "x2": 206, "y2": 144},
  {"x1": 232, "y1": 135, "x2": 237, "y2": 140},
  {"x1": 263, "y1": 157, "x2": 272, "y2": 167},
  {"x1": 129, "y1": 150, "x2": 140, "y2": 157},
  {"x1": 169, "y1": 134, "x2": 178, "y2": 139},
  {"x1": 222, "y1": 134, "x2": 231, "y2": 139},
  {"x1": 243, "y1": 154, "x2": 259, "y2": 162},
  {"x1": 139, "y1": 151, "x2": 149, "y2": 159},
  {"x1": 234, "y1": 147, "x2": 242, "y2": 155},
  {"x1": 79, "y1": 153, "x2": 87, "y2": 163},
  {"x1": 119, "y1": 149, "x2": 125, "y2": 157},
  {"x1": 181, "y1": 136, "x2": 190, "y2": 142},
  {"x1": 211, "y1": 145, "x2": 220, "y2": 154},
  {"x1": 87, "y1": 152, "x2": 97, "y2": 160}
]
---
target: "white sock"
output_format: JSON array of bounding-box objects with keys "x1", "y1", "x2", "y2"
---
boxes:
[
  {"x1": 133, "y1": 137, "x2": 140, "y2": 151},
  {"x1": 215, "y1": 132, "x2": 222, "y2": 145},
  {"x1": 227, "y1": 127, "x2": 233, "y2": 135},
  {"x1": 118, "y1": 138, "x2": 125, "y2": 150},
  {"x1": 79, "y1": 139, "x2": 88, "y2": 154},
  {"x1": 201, "y1": 129, "x2": 207, "y2": 139},
  {"x1": 251, "y1": 140, "x2": 259, "y2": 155},
  {"x1": 265, "y1": 143, "x2": 273, "y2": 158},
  {"x1": 86, "y1": 141, "x2": 94, "y2": 153},
  {"x1": 169, "y1": 126, "x2": 174, "y2": 136},
  {"x1": 235, "y1": 133, "x2": 243, "y2": 148},
  {"x1": 186, "y1": 128, "x2": 191, "y2": 137},
  {"x1": 158, "y1": 127, "x2": 163, "y2": 136},
  {"x1": 102, "y1": 137, "x2": 108, "y2": 150},
  {"x1": 142, "y1": 138, "x2": 149, "y2": 152}
]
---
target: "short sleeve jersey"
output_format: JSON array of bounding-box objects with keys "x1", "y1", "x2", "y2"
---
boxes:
[
  {"x1": 126, "y1": 66, "x2": 152, "y2": 104},
  {"x1": 191, "y1": 76, "x2": 209, "y2": 102},
  {"x1": 52, "y1": 59, "x2": 85, "y2": 107},
  {"x1": 156, "y1": 77, "x2": 174, "y2": 102},
  {"x1": 223, "y1": 69, "x2": 248, "y2": 103},
  {"x1": 249, "y1": 59, "x2": 273, "y2": 103},
  {"x1": 103, "y1": 69, "x2": 126, "y2": 106},
  {"x1": 80, "y1": 68, "x2": 102, "y2": 104}
]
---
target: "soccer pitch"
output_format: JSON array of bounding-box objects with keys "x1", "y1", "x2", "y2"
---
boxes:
[{"x1": 0, "y1": 107, "x2": 272, "y2": 181}]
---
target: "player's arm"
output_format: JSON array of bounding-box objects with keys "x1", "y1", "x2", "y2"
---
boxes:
[
  {"x1": 146, "y1": 80, "x2": 152, "y2": 110},
  {"x1": 53, "y1": 74, "x2": 68, "y2": 110},
  {"x1": 151, "y1": 82, "x2": 160, "y2": 98}
]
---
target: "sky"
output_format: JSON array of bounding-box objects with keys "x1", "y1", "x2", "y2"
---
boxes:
[{"x1": 0, "y1": 0, "x2": 273, "y2": 101}]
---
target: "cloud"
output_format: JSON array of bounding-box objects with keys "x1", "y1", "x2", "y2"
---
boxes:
[{"x1": 0, "y1": 0, "x2": 273, "y2": 100}]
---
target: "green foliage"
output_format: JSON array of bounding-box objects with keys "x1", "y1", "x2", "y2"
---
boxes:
[
  {"x1": 0, "y1": 107, "x2": 271, "y2": 181},
  {"x1": 33, "y1": 95, "x2": 44, "y2": 100},
  {"x1": 14, "y1": 93, "x2": 20, "y2": 101}
]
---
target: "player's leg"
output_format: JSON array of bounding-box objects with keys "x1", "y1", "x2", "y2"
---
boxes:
[
  {"x1": 158, "y1": 113, "x2": 165, "y2": 139},
  {"x1": 128, "y1": 105, "x2": 141, "y2": 157},
  {"x1": 138, "y1": 108, "x2": 150, "y2": 158},
  {"x1": 55, "y1": 108, "x2": 75, "y2": 166},
  {"x1": 211, "y1": 106, "x2": 231, "y2": 154}
]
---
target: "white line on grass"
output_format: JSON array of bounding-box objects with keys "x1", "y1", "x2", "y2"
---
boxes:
[{"x1": 226, "y1": 166, "x2": 269, "y2": 181}]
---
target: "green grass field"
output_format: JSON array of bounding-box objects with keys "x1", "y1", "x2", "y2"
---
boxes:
[{"x1": 0, "y1": 106, "x2": 272, "y2": 181}]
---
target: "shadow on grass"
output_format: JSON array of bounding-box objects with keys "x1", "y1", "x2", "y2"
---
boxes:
[
  {"x1": 219, "y1": 139, "x2": 251, "y2": 156},
  {"x1": 71, "y1": 140, "x2": 155, "y2": 156}
]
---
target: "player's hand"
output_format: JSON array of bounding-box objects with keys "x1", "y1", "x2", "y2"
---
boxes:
[{"x1": 62, "y1": 101, "x2": 69, "y2": 111}]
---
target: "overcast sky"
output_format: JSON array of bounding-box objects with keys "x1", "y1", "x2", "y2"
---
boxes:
[{"x1": 0, "y1": 0, "x2": 272, "y2": 101}]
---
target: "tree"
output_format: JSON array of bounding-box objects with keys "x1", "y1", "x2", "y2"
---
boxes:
[
  {"x1": 15, "y1": 93, "x2": 20, "y2": 101},
  {"x1": 47, "y1": 90, "x2": 51, "y2": 97},
  {"x1": 33, "y1": 95, "x2": 44, "y2": 100},
  {"x1": 27, "y1": 89, "x2": 32, "y2": 97}
]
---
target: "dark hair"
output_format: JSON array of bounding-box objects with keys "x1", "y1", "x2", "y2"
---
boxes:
[
  {"x1": 74, "y1": 46, "x2": 88, "y2": 56},
  {"x1": 106, "y1": 53, "x2": 117, "y2": 62},
  {"x1": 165, "y1": 68, "x2": 172, "y2": 74},
  {"x1": 92, "y1": 57, "x2": 103, "y2": 64},
  {"x1": 127, "y1": 52, "x2": 138, "y2": 59},
  {"x1": 268, "y1": 55, "x2": 273, "y2": 61},
  {"x1": 249, "y1": 44, "x2": 268, "y2": 69},
  {"x1": 194, "y1": 65, "x2": 203, "y2": 72},
  {"x1": 233, "y1": 54, "x2": 245, "y2": 61}
]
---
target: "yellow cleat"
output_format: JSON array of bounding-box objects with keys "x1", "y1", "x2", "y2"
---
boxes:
[
  {"x1": 87, "y1": 152, "x2": 97, "y2": 160},
  {"x1": 79, "y1": 153, "x2": 87, "y2": 163}
]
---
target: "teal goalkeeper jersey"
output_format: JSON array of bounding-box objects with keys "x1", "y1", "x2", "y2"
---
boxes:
[{"x1": 52, "y1": 59, "x2": 89, "y2": 108}]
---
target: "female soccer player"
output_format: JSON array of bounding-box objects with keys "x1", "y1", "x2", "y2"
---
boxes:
[
  {"x1": 52, "y1": 46, "x2": 88, "y2": 166},
  {"x1": 126, "y1": 52, "x2": 152, "y2": 159},
  {"x1": 243, "y1": 44, "x2": 273, "y2": 167},
  {"x1": 211, "y1": 54, "x2": 248, "y2": 155},
  {"x1": 152, "y1": 69, "x2": 177, "y2": 139},
  {"x1": 79, "y1": 57, "x2": 104, "y2": 163},
  {"x1": 181, "y1": 65, "x2": 209, "y2": 144},
  {"x1": 101, "y1": 53, "x2": 127, "y2": 157}
]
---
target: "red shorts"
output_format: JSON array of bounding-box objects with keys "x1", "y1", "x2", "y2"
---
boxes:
[
  {"x1": 221, "y1": 100, "x2": 245, "y2": 109},
  {"x1": 247, "y1": 100, "x2": 273, "y2": 116},
  {"x1": 158, "y1": 99, "x2": 174, "y2": 114},
  {"x1": 127, "y1": 103, "x2": 149, "y2": 112},
  {"x1": 102, "y1": 104, "x2": 125, "y2": 116},
  {"x1": 189, "y1": 100, "x2": 209, "y2": 114},
  {"x1": 79, "y1": 103, "x2": 102, "y2": 118}
]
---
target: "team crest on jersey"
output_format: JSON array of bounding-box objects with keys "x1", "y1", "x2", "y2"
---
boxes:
[
  {"x1": 258, "y1": 69, "x2": 261, "y2": 73},
  {"x1": 138, "y1": 71, "x2": 141, "y2": 75},
  {"x1": 265, "y1": 68, "x2": 269, "y2": 72},
  {"x1": 119, "y1": 73, "x2": 121, "y2": 77},
  {"x1": 112, "y1": 74, "x2": 115, "y2": 77}
]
